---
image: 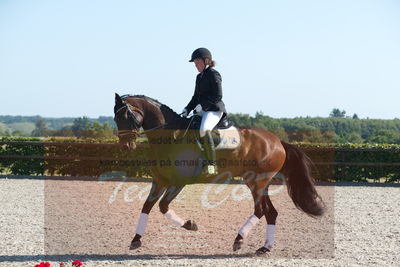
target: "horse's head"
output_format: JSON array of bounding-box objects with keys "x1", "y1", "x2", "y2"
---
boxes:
[{"x1": 114, "y1": 93, "x2": 144, "y2": 150}]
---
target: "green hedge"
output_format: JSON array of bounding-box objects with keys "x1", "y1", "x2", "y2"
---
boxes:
[
  {"x1": 0, "y1": 137, "x2": 151, "y2": 178},
  {"x1": 44, "y1": 138, "x2": 151, "y2": 177},
  {"x1": 0, "y1": 137, "x2": 45, "y2": 175},
  {"x1": 299, "y1": 142, "x2": 400, "y2": 182},
  {"x1": 1, "y1": 137, "x2": 399, "y2": 182}
]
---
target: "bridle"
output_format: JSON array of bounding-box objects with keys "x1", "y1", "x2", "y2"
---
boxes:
[
  {"x1": 115, "y1": 98, "x2": 193, "y2": 145},
  {"x1": 115, "y1": 104, "x2": 144, "y2": 139},
  {"x1": 115, "y1": 103, "x2": 179, "y2": 139}
]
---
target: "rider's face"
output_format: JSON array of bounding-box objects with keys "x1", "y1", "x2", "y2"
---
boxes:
[{"x1": 193, "y1": 58, "x2": 205, "y2": 72}]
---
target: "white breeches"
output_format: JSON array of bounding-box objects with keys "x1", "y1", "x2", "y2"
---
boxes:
[{"x1": 199, "y1": 111, "x2": 224, "y2": 137}]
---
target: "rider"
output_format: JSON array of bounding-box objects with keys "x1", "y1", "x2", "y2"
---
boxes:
[{"x1": 182, "y1": 47, "x2": 227, "y2": 176}]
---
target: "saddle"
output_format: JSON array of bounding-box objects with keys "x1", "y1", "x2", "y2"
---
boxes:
[
  {"x1": 189, "y1": 114, "x2": 241, "y2": 150},
  {"x1": 216, "y1": 114, "x2": 234, "y2": 129},
  {"x1": 189, "y1": 114, "x2": 233, "y2": 130}
]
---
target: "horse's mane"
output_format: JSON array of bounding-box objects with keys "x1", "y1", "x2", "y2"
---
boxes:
[{"x1": 121, "y1": 94, "x2": 181, "y2": 120}]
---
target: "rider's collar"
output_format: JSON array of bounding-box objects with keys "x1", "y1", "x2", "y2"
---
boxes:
[{"x1": 202, "y1": 65, "x2": 210, "y2": 73}]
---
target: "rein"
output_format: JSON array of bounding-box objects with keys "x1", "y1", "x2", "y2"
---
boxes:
[
  {"x1": 138, "y1": 111, "x2": 187, "y2": 136},
  {"x1": 181, "y1": 115, "x2": 196, "y2": 138},
  {"x1": 117, "y1": 123, "x2": 169, "y2": 138}
]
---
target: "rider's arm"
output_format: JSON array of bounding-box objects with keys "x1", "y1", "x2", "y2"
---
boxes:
[{"x1": 185, "y1": 75, "x2": 201, "y2": 112}]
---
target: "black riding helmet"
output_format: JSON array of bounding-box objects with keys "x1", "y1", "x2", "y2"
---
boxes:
[{"x1": 189, "y1": 47, "x2": 212, "y2": 62}]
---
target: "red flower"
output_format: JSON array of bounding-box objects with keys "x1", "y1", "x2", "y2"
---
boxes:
[
  {"x1": 34, "y1": 262, "x2": 51, "y2": 267},
  {"x1": 59, "y1": 262, "x2": 65, "y2": 266},
  {"x1": 72, "y1": 259, "x2": 83, "y2": 266}
]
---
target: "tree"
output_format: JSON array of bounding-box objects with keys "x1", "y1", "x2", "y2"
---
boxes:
[
  {"x1": 11, "y1": 130, "x2": 25, "y2": 136},
  {"x1": 270, "y1": 129, "x2": 289, "y2": 142},
  {"x1": 71, "y1": 117, "x2": 91, "y2": 137},
  {"x1": 51, "y1": 127, "x2": 74, "y2": 137},
  {"x1": 329, "y1": 108, "x2": 346, "y2": 118},
  {"x1": 31, "y1": 119, "x2": 48, "y2": 137},
  {"x1": 344, "y1": 132, "x2": 364, "y2": 144},
  {"x1": 3, "y1": 129, "x2": 11, "y2": 136},
  {"x1": 64, "y1": 117, "x2": 115, "y2": 139},
  {"x1": 89, "y1": 121, "x2": 115, "y2": 139},
  {"x1": 368, "y1": 130, "x2": 400, "y2": 144},
  {"x1": 252, "y1": 111, "x2": 280, "y2": 129},
  {"x1": 228, "y1": 113, "x2": 252, "y2": 127}
]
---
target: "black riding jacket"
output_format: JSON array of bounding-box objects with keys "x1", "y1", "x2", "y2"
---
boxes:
[{"x1": 185, "y1": 67, "x2": 227, "y2": 114}]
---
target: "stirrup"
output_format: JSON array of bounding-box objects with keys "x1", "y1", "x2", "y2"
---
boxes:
[{"x1": 203, "y1": 164, "x2": 218, "y2": 176}]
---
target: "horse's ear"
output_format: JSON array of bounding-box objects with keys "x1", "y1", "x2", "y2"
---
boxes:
[{"x1": 115, "y1": 93, "x2": 122, "y2": 104}]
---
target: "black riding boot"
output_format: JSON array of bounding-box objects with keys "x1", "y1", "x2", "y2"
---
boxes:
[{"x1": 200, "y1": 130, "x2": 218, "y2": 176}]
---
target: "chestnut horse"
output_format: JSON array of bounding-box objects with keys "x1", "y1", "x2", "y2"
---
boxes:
[{"x1": 113, "y1": 93, "x2": 324, "y2": 254}]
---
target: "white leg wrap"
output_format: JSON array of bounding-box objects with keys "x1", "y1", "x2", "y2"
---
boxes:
[
  {"x1": 135, "y1": 213, "x2": 149, "y2": 236},
  {"x1": 164, "y1": 209, "x2": 185, "y2": 227},
  {"x1": 238, "y1": 214, "x2": 260, "y2": 238},
  {"x1": 264, "y1": 224, "x2": 276, "y2": 249}
]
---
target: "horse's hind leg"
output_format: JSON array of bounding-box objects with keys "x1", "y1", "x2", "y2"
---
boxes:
[
  {"x1": 256, "y1": 185, "x2": 278, "y2": 254},
  {"x1": 233, "y1": 177, "x2": 269, "y2": 251},
  {"x1": 159, "y1": 185, "x2": 198, "y2": 231},
  {"x1": 130, "y1": 182, "x2": 166, "y2": 250}
]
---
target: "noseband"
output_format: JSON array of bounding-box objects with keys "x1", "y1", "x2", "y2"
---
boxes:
[{"x1": 117, "y1": 129, "x2": 139, "y2": 139}]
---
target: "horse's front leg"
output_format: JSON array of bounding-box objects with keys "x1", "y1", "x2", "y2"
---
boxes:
[
  {"x1": 130, "y1": 182, "x2": 166, "y2": 250},
  {"x1": 159, "y1": 185, "x2": 198, "y2": 231},
  {"x1": 233, "y1": 201, "x2": 263, "y2": 251}
]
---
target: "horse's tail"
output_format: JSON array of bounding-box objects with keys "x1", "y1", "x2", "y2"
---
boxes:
[{"x1": 280, "y1": 141, "x2": 325, "y2": 217}]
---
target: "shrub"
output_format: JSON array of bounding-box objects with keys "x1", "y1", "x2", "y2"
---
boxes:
[{"x1": 1, "y1": 137, "x2": 399, "y2": 182}]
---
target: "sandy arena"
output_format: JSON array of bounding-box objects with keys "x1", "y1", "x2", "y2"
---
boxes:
[{"x1": 0, "y1": 178, "x2": 399, "y2": 266}]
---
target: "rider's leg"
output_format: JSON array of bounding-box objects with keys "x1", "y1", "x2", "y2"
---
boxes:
[
  {"x1": 199, "y1": 111, "x2": 223, "y2": 175},
  {"x1": 202, "y1": 130, "x2": 216, "y2": 168},
  {"x1": 199, "y1": 111, "x2": 223, "y2": 138}
]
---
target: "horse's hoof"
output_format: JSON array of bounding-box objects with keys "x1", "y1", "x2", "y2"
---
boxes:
[
  {"x1": 255, "y1": 246, "x2": 270, "y2": 255},
  {"x1": 182, "y1": 220, "x2": 198, "y2": 231},
  {"x1": 233, "y1": 239, "x2": 243, "y2": 251},
  {"x1": 130, "y1": 240, "x2": 142, "y2": 250}
]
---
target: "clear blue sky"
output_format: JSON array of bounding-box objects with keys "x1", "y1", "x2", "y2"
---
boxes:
[{"x1": 1, "y1": 0, "x2": 399, "y2": 119}]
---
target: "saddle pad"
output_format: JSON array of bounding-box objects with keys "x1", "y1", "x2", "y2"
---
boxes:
[{"x1": 215, "y1": 126, "x2": 241, "y2": 150}]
